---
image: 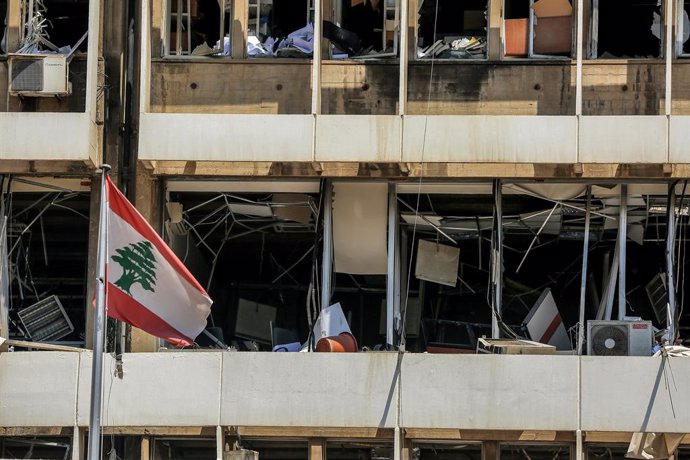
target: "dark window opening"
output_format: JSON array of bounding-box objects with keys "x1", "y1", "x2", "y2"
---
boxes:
[
  {"x1": 41, "y1": 0, "x2": 90, "y2": 52},
  {"x1": 168, "y1": 0, "x2": 230, "y2": 56},
  {"x1": 327, "y1": 441, "x2": 394, "y2": 460},
  {"x1": 5, "y1": 188, "x2": 91, "y2": 347},
  {"x1": 413, "y1": 441, "x2": 483, "y2": 460},
  {"x1": 416, "y1": 0, "x2": 487, "y2": 59},
  {"x1": 594, "y1": 0, "x2": 662, "y2": 59},
  {"x1": 502, "y1": 444, "x2": 572, "y2": 460},
  {"x1": 0, "y1": 437, "x2": 72, "y2": 459},
  {"x1": 321, "y1": 0, "x2": 399, "y2": 59}
]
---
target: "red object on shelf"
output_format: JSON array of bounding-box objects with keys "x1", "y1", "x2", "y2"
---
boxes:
[{"x1": 316, "y1": 332, "x2": 359, "y2": 352}]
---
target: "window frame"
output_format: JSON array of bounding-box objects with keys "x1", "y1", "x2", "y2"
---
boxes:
[
  {"x1": 677, "y1": 0, "x2": 690, "y2": 57},
  {"x1": 527, "y1": 0, "x2": 574, "y2": 59},
  {"x1": 326, "y1": 0, "x2": 401, "y2": 60},
  {"x1": 163, "y1": 0, "x2": 229, "y2": 57},
  {"x1": 588, "y1": 0, "x2": 665, "y2": 60},
  {"x1": 413, "y1": 0, "x2": 490, "y2": 61},
  {"x1": 502, "y1": 0, "x2": 573, "y2": 60}
]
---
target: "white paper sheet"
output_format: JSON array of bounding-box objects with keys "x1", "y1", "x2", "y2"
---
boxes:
[
  {"x1": 313, "y1": 303, "x2": 352, "y2": 340},
  {"x1": 332, "y1": 182, "x2": 388, "y2": 274}
]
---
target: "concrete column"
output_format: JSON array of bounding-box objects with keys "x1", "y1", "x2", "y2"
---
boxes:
[
  {"x1": 487, "y1": 0, "x2": 502, "y2": 59},
  {"x1": 231, "y1": 0, "x2": 248, "y2": 58},
  {"x1": 216, "y1": 426, "x2": 225, "y2": 460},
  {"x1": 483, "y1": 442, "x2": 498, "y2": 460},
  {"x1": 140, "y1": 436, "x2": 150, "y2": 460},
  {"x1": 71, "y1": 427, "x2": 85, "y2": 460},
  {"x1": 6, "y1": 0, "x2": 22, "y2": 52},
  {"x1": 129, "y1": 166, "x2": 162, "y2": 352},
  {"x1": 308, "y1": 438, "x2": 326, "y2": 460},
  {"x1": 85, "y1": 177, "x2": 101, "y2": 350}
]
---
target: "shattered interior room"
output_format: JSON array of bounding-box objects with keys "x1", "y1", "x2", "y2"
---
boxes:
[{"x1": 159, "y1": 180, "x2": 690, "y2": 355}]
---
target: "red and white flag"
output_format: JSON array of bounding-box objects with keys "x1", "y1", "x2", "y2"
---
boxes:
[{"x1": 104, "y1": 176, "x2": 212, "y2": 346}]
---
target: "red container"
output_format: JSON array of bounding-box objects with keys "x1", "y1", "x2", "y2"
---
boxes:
[{"x1": 316, "y1": 332, "x2": 358, "y2": 352}]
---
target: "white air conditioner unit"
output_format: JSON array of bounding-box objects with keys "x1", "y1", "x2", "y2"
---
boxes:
[
  {"x1": 587, "y1": 320, "x2": 652, "y2": 356},
  {"x1": 8, "y1": 53, "x2": 71, "y2": 97}
]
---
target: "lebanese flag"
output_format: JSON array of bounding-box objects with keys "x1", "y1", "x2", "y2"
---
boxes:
[{"x1": 104, "y1": 176, "x2": 212, "y2": 346}]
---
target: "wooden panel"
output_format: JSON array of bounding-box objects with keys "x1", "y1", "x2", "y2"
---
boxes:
[
  {"x1": 582, "y1": 62, "x2": 665, "y2": 115},
  {"x1": 321, "y1": 62, "x2": 400, "y2": 115},
  {"x1": 150, "y1": 61, "x2": 312, "y2": 114},
  {"x1": 407, "y1": 63, "x2": 576, "y2": 115}
]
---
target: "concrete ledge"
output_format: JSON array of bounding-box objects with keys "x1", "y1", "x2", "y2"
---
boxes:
[{"x1": 0, "y1": 113, "x2": 94, "y2": 162}]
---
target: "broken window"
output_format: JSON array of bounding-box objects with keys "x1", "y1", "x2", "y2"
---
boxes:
[
  {"x1": 586, "y1": 445, "x2": 629, "y2": 460},
  {"x1": 13, "y1": 0, "x2": 89, "y2": 54},
  {"x1": 504, "y1": 0, "x2": 573, "y2": 58},
  {"x1": 322, "y1": 0, "x2": 400, "y2": 59},
  {"x1": 416, "y1": 0, "x2": 488, "y2": 60},
  {"x1": 677, "y1": 0, "x2": 690, "y2": 56},
  {"x1": 590, "y1": 0, "x2": 663, "y2": 59},
  {"x1": 501, "y1": 444, "x2": 572, "y2": 460},
  {"x1": 1, "y1": 0, "x2": 7, "y2": 54},
  {"x1": 413, "y1": 441, "x2": 482, "y2": 460},
  {"x1": 327, "y1": 440, "x2": 394, "y2": 460},
  {"x1": 3, "y1": 179, "x2": 91, "y2": 349},
  {"x1": 167, "y1": 0, "x2": 229, "y2": 56},
  {"x1": 245, "y1": 0, "x2": 314, "y2": 58},
  {"x1": 0, "y1": 437, "x2": 73, "y2": 459}
]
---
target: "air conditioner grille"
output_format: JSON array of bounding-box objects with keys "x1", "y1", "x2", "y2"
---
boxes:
[
  {"x1": 11, "y1": 59, "x2": 44, "y2": 92},
  {"x1": 591, "y1": 324, "x2": 628, "y2": 356},
  {"x1": 17, "y1": 295, "x2": 74, "y2": 342}
]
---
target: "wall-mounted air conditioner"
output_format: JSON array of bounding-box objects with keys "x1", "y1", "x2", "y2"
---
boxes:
[
  {"x1": 8, "y1": 53, "x2": 71, "y2": 97},
  {"x1": 587, "y1": 320, "x2": 653, "y2": 356}
]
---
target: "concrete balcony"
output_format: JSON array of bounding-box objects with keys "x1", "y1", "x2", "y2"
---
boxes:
[{"x1": 1, "y1": 352, "x2": 689, "y2": 434}]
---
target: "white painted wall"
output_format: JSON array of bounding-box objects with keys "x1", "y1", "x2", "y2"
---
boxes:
[
  {"x1": 0, "y1": 113, "x2": 95, "y2": 161},
  {"x1": 0, "y1": 352, "x2": 79, "y2": 427},
  {"x1": 3, "y1": 352, "x2": 690, "y2": 432},
  {"x1": 403, "y1": 116, "x2": 578, "y2": 163},
  {"x1": 138, "y1": 114, "x2": 314, "y2": 162},
  {"x1": 578, "y1": 116, "x2": 668, "y2": 163},
  {"x1": 400, "y1": 355, "x2": 578, "y2": 431},
  {"x1": 219, "y1": 353, "x2": 398, "y2": 428},
  {"x1": 581, "y1": 356, "x2": 690, "y2": 433},
  {"x1": 138, "y1": 114, "x2": 689, "y2": 164}
]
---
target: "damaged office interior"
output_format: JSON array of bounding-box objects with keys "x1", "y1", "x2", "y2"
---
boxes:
[
  {"x1": 1, "y1": 177, "x2": 91, "y2": 349},
  {"x1": 162, "y1": 180, "x2": 689, "y2": 356}
]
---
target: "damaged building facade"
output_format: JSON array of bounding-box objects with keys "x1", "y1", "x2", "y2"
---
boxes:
[{"x1": 4, "y1": 0, "x2": 690, "y2": 459}]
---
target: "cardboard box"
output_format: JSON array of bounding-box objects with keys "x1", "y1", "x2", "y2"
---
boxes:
[
  {"x1": 533, "y1": 15, "x2": 572, "y2": 55},
  {"x1": 504, "y1": 18, "x2": 529, "y2": 56}
]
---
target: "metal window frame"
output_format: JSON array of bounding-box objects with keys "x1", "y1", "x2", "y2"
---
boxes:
[
  {"x1": 329, "y1": 0, "x2": 401, "y2": 60},
  {"x1": 164, "y1": 0, "x2": 229, "y2": 57},
  {"x1": 413, "y1": 0, "x2": 490, "y2": 61},
  {"x1": 589, "y1": 0, "x2": 665, "y2": 59},
  {"x1": 527, "y1": 0, "x2": 574, "y2": 59},
  {"x1": 677, "y1": 0, "x2": 690, "y2": 56}
]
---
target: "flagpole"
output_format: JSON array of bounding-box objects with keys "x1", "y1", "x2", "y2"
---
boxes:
[{"x1": 87, "y1": 164, "x2": 110, "y2": 460}]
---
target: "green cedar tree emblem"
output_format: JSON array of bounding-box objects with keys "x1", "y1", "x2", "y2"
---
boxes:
[{"x1": 111, "y1": 241, "x2": 158, "y2": 295}]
